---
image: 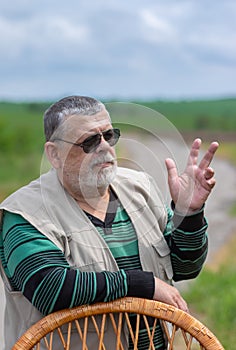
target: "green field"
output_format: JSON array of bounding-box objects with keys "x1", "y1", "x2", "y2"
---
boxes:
[
  {"x1": 134, "y1": 98, "x2": 236, "y2": 131},
  {"x1": 0, "y1": 102, "x2": 45, "y2": 199},
  {"x1": 0, "y1": 98, "x2": 236, "y2": 199}
]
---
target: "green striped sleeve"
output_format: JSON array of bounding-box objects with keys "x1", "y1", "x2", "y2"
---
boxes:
[
  {"x1": 0, "y1": 211, "x2": 129, "y2": 315},
  {"x1": 164, "y1": 205, "x2": 208, "y2": 281}
]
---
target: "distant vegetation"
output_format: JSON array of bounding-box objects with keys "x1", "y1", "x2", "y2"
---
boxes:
[
  {"x1": 133, "y1": 98, "x2": 236, "y2": 132},
  {"x1": 0, "y1": 98, "x2": 235, "y2": 199},
  {"x1": 0, "y1": 102, "x2": 46, "y2": 199},
  {"x1": 103, "y1": 97, "x2": 236, "y2": 134}
]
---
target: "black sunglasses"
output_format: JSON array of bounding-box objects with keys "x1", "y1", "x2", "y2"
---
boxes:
[{"x1": 53, "y1": 128, "x2": 120, "y2": 154}]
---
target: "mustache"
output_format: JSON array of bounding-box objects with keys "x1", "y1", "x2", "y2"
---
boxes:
[{"x1": 91, "y1": 154, "x2": 117, "y2": 166}]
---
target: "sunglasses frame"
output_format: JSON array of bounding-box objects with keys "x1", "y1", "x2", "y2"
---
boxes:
[{"x1": 52, "y1": 128, "x2": 120, "y2": 153}]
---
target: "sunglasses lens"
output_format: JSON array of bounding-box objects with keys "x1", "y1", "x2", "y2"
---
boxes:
[
  {"x1": 82, "y1": 128, "x2": 121, "y2": 153},
  {"x1": 103, "y1": 128, "x2": 120, "y2": 146},
  {"x1": 82, "y1": 134, "x2": 101, "y2": 153}
]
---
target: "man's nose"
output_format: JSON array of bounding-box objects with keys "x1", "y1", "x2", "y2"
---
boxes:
[{"x1": 95, "y1": 135, "x2": 110, "y2": 152}]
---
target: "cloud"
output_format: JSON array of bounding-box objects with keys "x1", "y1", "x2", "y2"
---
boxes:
[{"x1": 0, "y1": 0, "x2": 235, "y2": 100}]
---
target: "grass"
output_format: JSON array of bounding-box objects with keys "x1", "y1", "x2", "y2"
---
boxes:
[
  {"x1": 0, "y1": 102, "x2": 47, "y2": 200},
  {"x1": 0, "y1": 153, "x2": 43, "y2": 201},
  {"x1": 217, "y1": 142, "x2": 236, "y2": 166},
  {"x1": 184, "y1": 235, "x2": 236, "y2": 349},
  {"x1": 229, "y1": 204, "x2": 236, "y2": 217},
  {"x1": 131, "y1": 98, "x2": 236, "y2": 131}
]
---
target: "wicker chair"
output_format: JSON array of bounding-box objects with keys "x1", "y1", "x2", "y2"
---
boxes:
[{"x1": 12, "y1": 297, "x2": 224, "y2": 350}]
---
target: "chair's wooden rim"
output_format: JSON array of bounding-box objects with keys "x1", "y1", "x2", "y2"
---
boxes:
[{"x1": 12, "y1": 297, "x2": 224, "y2": 350}]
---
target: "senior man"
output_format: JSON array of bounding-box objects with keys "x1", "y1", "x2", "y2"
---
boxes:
[{"x1": 0, "y1": 95, "x2": 218, "y2": 349}]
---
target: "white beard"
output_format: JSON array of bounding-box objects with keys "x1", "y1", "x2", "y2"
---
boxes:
[{"x1": 78, "y1": 153, "x2": 117, "y2": 197}]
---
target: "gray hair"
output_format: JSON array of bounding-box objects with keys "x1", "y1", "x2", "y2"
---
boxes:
[{"x1": 44, "y1": 95, "x2": 105, "y2": 141}]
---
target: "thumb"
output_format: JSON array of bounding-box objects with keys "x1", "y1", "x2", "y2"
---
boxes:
[
  {"x1": 165, "y1": 158, "x2": 178, "y2": 182},
  {"x1": 165, "y1": 158, "x2": 179, "y2": 202}
]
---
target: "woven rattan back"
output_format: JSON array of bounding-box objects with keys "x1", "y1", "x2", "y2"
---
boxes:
[{"x1": 12, "y1": 297, "x2": 224, "y2": 350}]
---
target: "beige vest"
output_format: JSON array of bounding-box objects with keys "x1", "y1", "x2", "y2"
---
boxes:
[{"x1": 0, "y1": 167, "x2": 173, "y2": 349}]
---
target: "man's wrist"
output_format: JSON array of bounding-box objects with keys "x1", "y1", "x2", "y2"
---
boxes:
[
  {"x1": 171, "y1": 201, "x2": 204, "y2": 216},
  {"x1": 126, "y1": 270, "x2": 154, "y2": 299},
  {"x1": 171, "y1": 201, "x2": 206, "y2": 232}
]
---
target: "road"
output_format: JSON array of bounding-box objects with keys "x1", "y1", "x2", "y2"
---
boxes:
[{"x1": 0, "y1": 136, "x2": 235, "y2": 347}]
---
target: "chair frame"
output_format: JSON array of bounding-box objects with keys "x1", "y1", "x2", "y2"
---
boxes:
[{"x1": 12, "y1": 297, "x2": 224, "y2": 350}]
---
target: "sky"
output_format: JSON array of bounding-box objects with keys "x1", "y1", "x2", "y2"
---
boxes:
[{"x1": 0, "y1": 0, "x2": 235, "y2": 101}]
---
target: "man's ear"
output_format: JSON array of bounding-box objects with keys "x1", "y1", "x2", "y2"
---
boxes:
[{"x1": 44, "y1": 142, "x2": 62, "y2": 169}]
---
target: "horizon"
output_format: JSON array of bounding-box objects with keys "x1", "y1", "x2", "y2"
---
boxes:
[{"x1": 1, "y1": 94, "x2": 236, "y2": 104}]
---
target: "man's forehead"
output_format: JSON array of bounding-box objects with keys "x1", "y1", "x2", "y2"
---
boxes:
[
  {"x1": 68, "y1": 108, "x2": 110, "y2": 122},
  {"x1": 62, "y1": 110, "x2": 112, "y2": 136}
]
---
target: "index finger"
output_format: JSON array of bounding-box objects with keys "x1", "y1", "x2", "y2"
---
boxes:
[{"x1": 198, "y1": 141, "x2": 219, "y2": 170}]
